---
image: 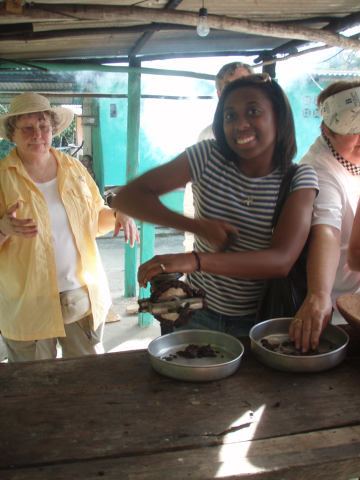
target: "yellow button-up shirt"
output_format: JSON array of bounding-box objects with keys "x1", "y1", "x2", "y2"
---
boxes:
[{"x1": 0, "y1": 148, "x2": 111, "y2": 341}]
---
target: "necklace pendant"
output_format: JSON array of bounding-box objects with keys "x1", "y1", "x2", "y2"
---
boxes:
[{"x1": 244, "y1": 196, "x2": 253, "y2": 206}]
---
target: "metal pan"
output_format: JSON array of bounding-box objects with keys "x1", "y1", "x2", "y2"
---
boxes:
[
  {"x1": 249, "y1": 317, "x2": 349, "y2": 373},
  {"x1": 148, "y1": 329, "x2": 244, "y2": 382}
]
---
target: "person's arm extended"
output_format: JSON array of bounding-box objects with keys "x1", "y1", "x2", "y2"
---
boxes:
[
  {"x1": 97, "y1": 207, "x2": 140, "y2": 247},
  {"x1": 112, "y1": 152, "x2": 238, "y2": 251},
  {"x1": 138, "y1": 187, "x2": 317, "y2": 286},
  {"x1": 348, "y1": 199, "x2": 360, "y2": 271},
  {"x1": 0, "y1": 202, "x2": 38, "y2": 249},
  {"x1": 290, "y1": 224, "x2": 341, "y2": 352}
]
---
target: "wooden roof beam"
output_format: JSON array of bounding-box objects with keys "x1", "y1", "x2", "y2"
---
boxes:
[
  {"x1": 266, "y1": 11, "x2": 360, "y2": 58},
  {"x1": 0, "y1": 5, "x2": 359, "y2": 50}
]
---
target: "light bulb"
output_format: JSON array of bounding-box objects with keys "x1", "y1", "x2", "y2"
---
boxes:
[{"x1": 196, "y1": 7, "x2": 210, "y2": 37}]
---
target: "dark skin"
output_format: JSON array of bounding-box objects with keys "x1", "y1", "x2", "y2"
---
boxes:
[{"x1": 113, "y1": 85, "x2": 317, "y2": 298}]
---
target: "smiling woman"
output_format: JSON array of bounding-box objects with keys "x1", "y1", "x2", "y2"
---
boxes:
[
  {"x1": 112, "y1": 74, "x2": 319, "y2": 338},
  {"x1": 0, "y1": 92, "x2": 139, "y2": 363}
]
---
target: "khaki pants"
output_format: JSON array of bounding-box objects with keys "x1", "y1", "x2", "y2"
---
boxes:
[{"x1": 2, "y1": 314, "x2": 105, "y2": 363}]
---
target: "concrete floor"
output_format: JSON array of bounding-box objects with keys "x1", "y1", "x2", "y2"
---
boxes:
[{"x1": 0, "y1": 228, "x2": 185, "y2": 362}]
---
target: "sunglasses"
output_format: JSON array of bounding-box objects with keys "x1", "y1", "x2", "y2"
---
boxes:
[{"x1": 241, "y1": 73, "x2": 271, "y2": 83}]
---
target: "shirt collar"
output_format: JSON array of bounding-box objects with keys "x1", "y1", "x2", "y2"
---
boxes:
[{"x1": 322, "y1": 131, "x2": 360, "y2": 176}]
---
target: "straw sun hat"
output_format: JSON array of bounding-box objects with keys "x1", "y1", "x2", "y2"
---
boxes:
[{"x1": 0, "y1": 91, "x2": 74, "y2": 141}]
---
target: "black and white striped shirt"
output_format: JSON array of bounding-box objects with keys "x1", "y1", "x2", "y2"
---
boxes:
[{"x1": 186, "y1": 139, "x2": 319, "y2": 316}]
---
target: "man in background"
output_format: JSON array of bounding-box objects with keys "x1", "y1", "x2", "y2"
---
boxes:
[{"x1": 184, "y1": 61, "x2": 254, "y2": 252}]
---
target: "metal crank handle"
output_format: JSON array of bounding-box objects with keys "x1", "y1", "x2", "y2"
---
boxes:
[{"x1": 138, "y1": 297, "x2": 204, "y2": 315}]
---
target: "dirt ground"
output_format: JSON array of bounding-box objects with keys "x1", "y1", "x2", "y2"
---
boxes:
[{"x1": 0, "y1": 228, "x2": 185, "y2": 362}]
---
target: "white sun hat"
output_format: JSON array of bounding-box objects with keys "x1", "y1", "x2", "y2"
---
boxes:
[
  {"x1": 321, "y1": 86, "x2": 360, "y2": 135},
  {"x1": 0, "y1": 91, "x2": 74, "y2": 141}
]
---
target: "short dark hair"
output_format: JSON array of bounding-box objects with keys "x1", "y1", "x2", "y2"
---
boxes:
[
  {"x1": 215, "y1": 62, "x2": 254, "y2": 92},
  {"x1": 213, "y1": 75, "x2": 297, "y2": 171},
  {"x1": 82, "y1": 154, "x2": 93, "y2": 163}
]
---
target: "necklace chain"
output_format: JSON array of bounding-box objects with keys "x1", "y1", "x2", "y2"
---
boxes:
[
  {"x1": 23, "y1": 156, "x2": 52, "y2": 183},
  {"x1": 239, "y1": 175, "x2": 264, "y2": 206}
]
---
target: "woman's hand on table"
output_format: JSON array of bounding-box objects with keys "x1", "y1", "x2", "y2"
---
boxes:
[
  {"x1": 195, "y1": 219, "x2": 238, "y2": 252},
  {"x1": 113, "y1": 211, "x2": 140, "y2": 247},
  {"x1": 138, "y1": 253, "x2": 197, "y2": 288},
  {"x1": 0, "y1": 202, "x2": 38, "y2": 238},
  {"x1": 289, "y1": 292, "x2": 333, "y2": 353}
]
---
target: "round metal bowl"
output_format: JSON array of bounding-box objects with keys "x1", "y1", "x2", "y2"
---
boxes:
[
  {"x1": 249, "y1": 317, "x2": 349, "y2": 373},
  {"x1": 148, "y1": 329, "x2": 244, "y2": 382}
]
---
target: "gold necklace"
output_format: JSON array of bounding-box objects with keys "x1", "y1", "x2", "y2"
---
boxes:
[
  {"x1": 23, "y1": 156, "x2": 52, "y2": 183},
  {"x1": 239, "y1": 174, "x2": 264, "y2": 206}
]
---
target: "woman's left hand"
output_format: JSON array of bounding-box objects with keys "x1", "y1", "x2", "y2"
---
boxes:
[
  {"x1": 138, "y1": 253, "x2": 197, "y2": 288},
  {"x1": 114, "y1": 211, "x2": 140, "y2": 247}
]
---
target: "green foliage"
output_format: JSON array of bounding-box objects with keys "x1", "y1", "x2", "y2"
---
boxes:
[
  {"x1": 0, "y1": 138, "x2": 14, "y2": 160},
  {"x1": 319, "y1": 50, "x2": 360, "y2": 71},
  {"x1": 52, "y1": 117, "x2": 76, "y2": 148}
]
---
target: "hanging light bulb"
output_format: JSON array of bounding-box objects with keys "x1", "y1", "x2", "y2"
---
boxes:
[{"x1": 196, "y1": 7, "x2": 210, "y2": 37}]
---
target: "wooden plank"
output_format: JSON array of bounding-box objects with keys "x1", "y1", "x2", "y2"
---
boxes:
[
  {"x1": 32, "y1": 20, "x2": 147, "y2": 32},
  {"x1": 0, "y1": 349, "x2": 360, "y2": 470},
  {"x1": 5, "y1": 0, "x2": 22, "y2": 15},
  {"x1": 0, "y1": 4, "x2": 359, "y2": 50},
  {"x1": 1, "y1": 426, "x2": 360, "y2": 479}
]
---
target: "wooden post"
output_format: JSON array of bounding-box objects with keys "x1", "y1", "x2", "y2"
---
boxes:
[
  {"x1": 124, "y1": 57, "x2": 141, "y2": 298},
  {"x1": 138, "y1": 222, "x2": 155, "y2": 326}
]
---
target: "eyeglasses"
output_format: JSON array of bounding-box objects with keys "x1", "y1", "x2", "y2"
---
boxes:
[{"x1": 15, "y1": 125, "x2": 52, "y2": 136}]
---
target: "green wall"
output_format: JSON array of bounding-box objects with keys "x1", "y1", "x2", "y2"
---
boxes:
[{"x1": 283, "y1": 78, "x2": 327, "y2": 163}]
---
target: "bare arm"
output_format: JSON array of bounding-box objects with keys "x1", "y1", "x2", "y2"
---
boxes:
[
  {"x1": 290, "y1": 224, "x2": 341, "y2": 352},
  {"x1": 348, "y1": 199, "x2": 360, "y2": 271},
  {"x1": 138, "y1": 187, "x2": 317, "y2": 286},
  {"x1": 97, "y1": 207, "x2": 139, "y2": 247},
  {"x1": 112, "y1": 152, "x2": 238, "y2": 251}
]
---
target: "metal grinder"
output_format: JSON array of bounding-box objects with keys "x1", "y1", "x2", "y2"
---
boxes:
[{"x1": 138, "y1": 272, "x2": 207, "y2": 328}]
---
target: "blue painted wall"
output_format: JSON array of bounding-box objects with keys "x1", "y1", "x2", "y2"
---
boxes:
[{"x1": 283, "y1": 77, "x2": 326, "y2": 163}]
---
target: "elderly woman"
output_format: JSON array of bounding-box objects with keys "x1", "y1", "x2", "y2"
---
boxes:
[
  {"x1": 291, "y1": 80, "x2": 360, "y2": 352},
  {"x1": 0, "y1": 92, "x2": 139, "y2": 362}
]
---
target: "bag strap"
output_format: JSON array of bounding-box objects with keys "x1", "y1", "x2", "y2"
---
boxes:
[{"x1": 272, "y1": 164, "x2": 299, "y2": 229}]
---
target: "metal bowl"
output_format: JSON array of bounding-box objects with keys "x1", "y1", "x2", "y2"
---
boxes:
[
  {"x1": 249, "y1": 318, "x2": 349, "y2": 373},
  {"x1": 148, "y1": 329, "x2": 244, "y2": 382}
]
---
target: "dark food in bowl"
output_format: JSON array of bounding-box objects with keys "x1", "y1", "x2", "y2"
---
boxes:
[
  {"x1": 176, "y1": 344, "x2": 218, "y2": 359},
  {"x1": 260, "y1": 338, "x2": 334, "y2": 356}
]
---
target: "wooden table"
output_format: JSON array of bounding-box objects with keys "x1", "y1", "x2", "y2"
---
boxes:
[{"x1": 1, "y1": 336, "x2": 360, "y2": 480}]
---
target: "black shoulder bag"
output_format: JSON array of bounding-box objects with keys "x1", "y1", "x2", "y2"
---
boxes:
[{"x1": 255, "y1": 164, "x2": 308, "y2": 323}]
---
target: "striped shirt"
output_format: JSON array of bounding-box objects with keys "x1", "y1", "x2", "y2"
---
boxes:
[{"x1": 185, "y1": 139, "x2": 319, "y2": 316}]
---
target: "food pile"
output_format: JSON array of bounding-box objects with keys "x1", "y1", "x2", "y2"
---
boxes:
[
  {"x1": 177, "y1": 343, "x2": 218, "y2": 358},
  {"x1": 160, "y1": 343, "x2": 218, "y2": 361},
  {"x1": 260, "y1": 338, "x2": 333, "y2": 356}
]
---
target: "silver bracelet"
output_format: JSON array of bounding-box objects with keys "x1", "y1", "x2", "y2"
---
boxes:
[{"x1": 0, "y1": 229, "x2": 7, "y2": 237}]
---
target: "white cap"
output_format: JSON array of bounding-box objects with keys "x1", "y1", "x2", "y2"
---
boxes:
[{"x1": 321, "y1": 86, "x2": 360, "y2": 135}]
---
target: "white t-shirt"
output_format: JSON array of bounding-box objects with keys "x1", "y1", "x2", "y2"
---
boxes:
[
  {"x1": 299, "y1": 134, "x2": 360, "y2": 323},
  {"x1": 198, "y1": 124, "x2": 214, "y2": 142},
  {"x1": 35, "y1": 177, "x2": 83, "y2": 292}
]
